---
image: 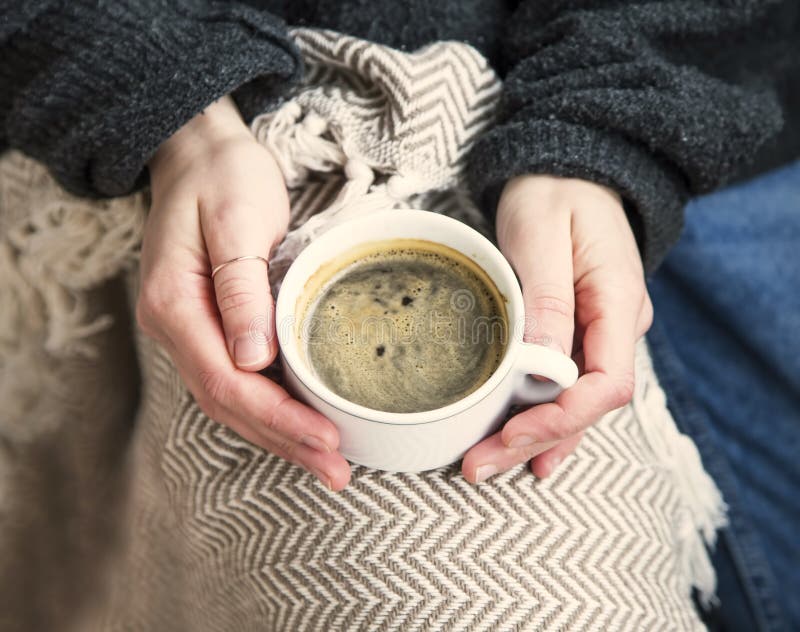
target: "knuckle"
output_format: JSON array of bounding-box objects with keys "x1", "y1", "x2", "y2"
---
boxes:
[
  {"x1": 137, "y1": 279, "x2": 177, "y2": 331},
  {"x1": 198, "y1": 368, "x2": 233, "y2": 412},
  {"x1": 135, "y1": 283, "x2": 172, "y2": 338},
  {"x1": 608, "y1": 371, "x2": 635, "y2": 409},
  {"x1": 215, "y1": 276, "x2": 260, "y2": 315},
  {"x1": 597, "y1": 282, "x2": 635, "y2": 305},
  {"x1": 553, "y1": 408, "x2": 584, "y2": 439},
  {"x1": 203, "y1": 198, "x2": 264, "y2": 235},
  {"x1": 275, "y1": 435, "x2": 299, "y2": 464},
  {"x1": 212, "y1": 198, "x2": 262, "y2": 220},
  {"x1": 264, "y1": 394, "x2": 291, "y2": 433},
  {"x1": 589, "y1": 270, "x2": 643, "y2": 302},
  {"x1": 526, "y1": 285, "x2": 575, "y2": 319},
  {"x1": 530, "y1": 294, "x2": 574, "y2": 319},
  {"x1": 264, "y1": 429, "x2": 300, "y2": 467},
  {"x1": 514, "y1": 443, "x2": 544, "y2": 462}
]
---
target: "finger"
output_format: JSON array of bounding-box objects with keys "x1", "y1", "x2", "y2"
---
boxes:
[
  {"x1": 530, "y1": 432, "x2": 583, "y2": 478},
  {"x1": 156, "y1": 296, "x2": 349, "y2": 483},
  {"x1": 501, "y1": 276, "x2": 639, "y2": 447},
  {"x1": 166, "y1": 334, "x2": 351, "y2": 491},
  {"x1": 222, "y1": 414, "x2": 351, "y2": 492},
  {"x1": 203, "y1": 201, "x2": 277, "y2": 371},
  {"x1": 167, "y1": 298, "x2": 342, "y2": 450},
  {"x1": 462, "y1": 431, "x2": 561, "y2": 483},
  {"x1": 500, "y1": 207, "x2": 575, "y2": 354},
  {"x1": 186, "y1": 383, "x2": 350, "y2": 491}
]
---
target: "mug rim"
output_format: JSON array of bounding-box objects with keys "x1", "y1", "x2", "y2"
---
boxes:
[{"x1": 275, "y1": 209, "x2": 525, "y2": 425}]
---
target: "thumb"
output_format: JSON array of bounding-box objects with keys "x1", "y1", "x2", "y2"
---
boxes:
[
  {"x1": 204, "y1": 201, "x2": 279, "y2": 371},
  {"x1": 502, "y1": 207, "x2": 575, "y2": 356}
]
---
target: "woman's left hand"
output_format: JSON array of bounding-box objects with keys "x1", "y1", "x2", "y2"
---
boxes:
[{"x1": 462, "y1": 174, "x2": 653, "y2": 484}]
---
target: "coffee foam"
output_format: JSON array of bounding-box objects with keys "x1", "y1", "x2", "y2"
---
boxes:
[{"x1": 297, "y1": 239, "x2": 508, "y2": 413}]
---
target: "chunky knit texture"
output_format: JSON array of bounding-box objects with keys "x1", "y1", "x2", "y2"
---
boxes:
[
  {"x1": 0, "y1": 1, "x2": 303, "y2": 197},
  {"x1": 464, "y1": 1, "x2": 795, "y2": 271},
  {"x1": 2, "y1": 1, "x2": 799, "y2": 271}
]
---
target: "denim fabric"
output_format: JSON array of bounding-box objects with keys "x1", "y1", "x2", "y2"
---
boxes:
[{"x1": 647, "y1": 160, "x2": 800, "y2": 631}]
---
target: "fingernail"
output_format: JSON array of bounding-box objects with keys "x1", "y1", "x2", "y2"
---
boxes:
[
  {"x1": 300, "y1": 434, "x2": 331, "y2": 453},
  {"x1": 508, "y1": 435, "x2": 535, "y2": 448},
  {"x1": 474, "y1": 464, "x2": 499, "y2": 484},
  {"x1": 308, "y1": 466, "x2": 332, "y2": 491},
  {"x1": 531, "y1": 336, "x2": 565, "y2": 354},
  {"x1": 547, "y1": 456, "x2": 562, "y2": 476},
  {"x1": 234, "y1": 335, "x2": 267, "y2": 367}
]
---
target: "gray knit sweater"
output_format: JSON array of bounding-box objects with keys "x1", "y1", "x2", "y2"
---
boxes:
[{"x1": 2, "y1": 1, "x2": 798, "y2": 272}]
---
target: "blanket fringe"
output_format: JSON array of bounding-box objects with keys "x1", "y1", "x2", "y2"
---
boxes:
[
  {"x1": 253, "y1": 104, "x2": 430, "y2": 293},
  {"x1": 0, "y1": 153, "x2": 146, "y2": 359},
  {"x1": 634, "y1": 342, "x2": 728, "y2": 607}
]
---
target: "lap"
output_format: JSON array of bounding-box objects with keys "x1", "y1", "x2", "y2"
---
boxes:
[{"x1": 95, "y1": 324, "x2": 713, "y2": 631}]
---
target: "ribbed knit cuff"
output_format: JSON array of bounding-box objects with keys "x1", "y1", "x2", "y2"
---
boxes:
[
  {"x1": 5, "y1": 2, "x2": 303, "y2": 197},
  {"x1": 466, "y1": 119, "x2": 690, "y2": 275}
]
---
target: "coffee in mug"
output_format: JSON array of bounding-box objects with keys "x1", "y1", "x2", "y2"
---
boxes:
[{"x1": 296, "y1": 239, "x2": 508, "y2": 413}]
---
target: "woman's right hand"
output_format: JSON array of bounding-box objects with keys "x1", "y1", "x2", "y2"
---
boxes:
[{"x1": 137, "y1": 96, "x2": 351, "y2": 491}]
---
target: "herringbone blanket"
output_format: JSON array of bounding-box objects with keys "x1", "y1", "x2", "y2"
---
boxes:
[{"x1": 0, "y1": 29, "x2": 725, "y2": 631}]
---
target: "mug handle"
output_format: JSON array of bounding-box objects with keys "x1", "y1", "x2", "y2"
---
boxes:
[{"x1": 511, "y1": 343, "x2": 579, "y2": 405}]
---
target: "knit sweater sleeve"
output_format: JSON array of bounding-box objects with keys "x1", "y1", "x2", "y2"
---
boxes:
[
  {"x1": 466, "y1": 1, "x2": 784, "y2": 273},
  {"x1": 0, "y1": 1, "x2": 302, "y2": 197}
]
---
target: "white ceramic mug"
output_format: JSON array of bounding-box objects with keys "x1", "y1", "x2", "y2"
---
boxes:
[{"x1": 275, "y1": 209, "x2": 579, "y2": 472}]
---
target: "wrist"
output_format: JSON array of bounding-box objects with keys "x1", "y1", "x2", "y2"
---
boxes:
[
  {"x1": 498, "y1": 174, "x2": 621, "y2": 221},
  {"x1": 149, "y1": 95, "x2": 251, "y2": 175},
  {"x1": 496, "y1": 174, "x2": 624, "y2": 249}
]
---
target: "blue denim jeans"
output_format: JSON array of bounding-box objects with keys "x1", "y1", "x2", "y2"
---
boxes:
[{"x1": 647, "y1": 160, "x2": 800, "y2": 631}]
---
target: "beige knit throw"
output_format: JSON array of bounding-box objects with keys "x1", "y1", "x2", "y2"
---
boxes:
[{"x1": 0, "y1": 29, "x2": 725, "y2": 631}]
